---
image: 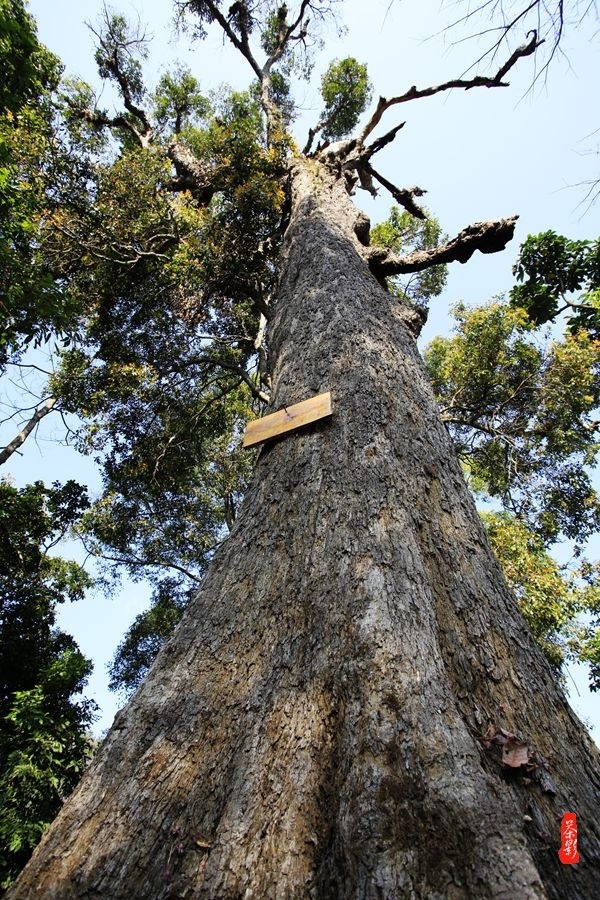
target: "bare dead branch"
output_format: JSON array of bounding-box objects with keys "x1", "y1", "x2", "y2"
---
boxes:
[
  {"x1": 442, "y1": 0, "x2": 573, "y2": 85},
  {"x1": 357, "y1": 30, "x2": 541, "y2": 146},
  {"x1": 494, "y1": 28, "x2": 542, "y2": 80},
  {"x1": 303, "y1": 124, "x2": 320, "y2": 156},
  {"x1": 0, "y1": 397, "x2": 58, "y2": 466},
  {"x1": 363, "y1": 121, "x2": 406, "y2": 159},
  {"x1": 367, "y1": 216, "x2": 518, "y2": 275},
  {"x1": 363, "y1": 163, "x2": 428, "y2": 219}
]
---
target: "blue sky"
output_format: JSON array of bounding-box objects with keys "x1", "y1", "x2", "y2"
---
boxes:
[{"x1": 15, "y1": 0, "x2": 600, "y2": 738}]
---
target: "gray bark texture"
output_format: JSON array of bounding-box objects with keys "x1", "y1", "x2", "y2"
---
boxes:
[{"x1": 9, "y1": 158, "x2": 600, "y2": 898}]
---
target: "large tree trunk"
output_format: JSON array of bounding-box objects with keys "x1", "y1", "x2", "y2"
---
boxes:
[{"x1": 10, "y1": 158, "x2": 600, "y2": 898}]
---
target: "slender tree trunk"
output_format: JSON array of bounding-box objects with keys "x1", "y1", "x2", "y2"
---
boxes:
[{"x1": 10, "y1": 158, "x2": 600, "y2": 899}]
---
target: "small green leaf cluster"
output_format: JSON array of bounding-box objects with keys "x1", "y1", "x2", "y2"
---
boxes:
[
  {"x1": 371, "y1": 205, "x2": 448, "y2": 307},
  {"x1": 93, "y1": 13, "x2": 148, "y2": 103},
  {"x1": 108, "y1": 578, "x2": 191, "y2": 697},
  {"x1": 320, "y1": 57, "x2": 372, "y2": 140},
  {"x1": 153, "y1": 65, "x2": 211, "y2": 133}
]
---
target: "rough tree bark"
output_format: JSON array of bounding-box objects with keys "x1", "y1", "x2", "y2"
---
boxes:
[{"x1": 9, "y1": 157, "x2": 600, "y2": 898}]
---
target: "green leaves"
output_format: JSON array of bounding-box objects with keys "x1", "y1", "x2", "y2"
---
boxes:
[
  {"x1": 93, "y1": 13, "x2": 148, "y2": 103},
  {"x1": 0, "y1": 0, "x2": 60, "y2": 114},
  {"x1": 153, "y1": 65, "x2": 211, "y2": 133},
  {"x1": 320, "y1": 57, "x2": 372, "y2": 140},
  {"x1": 0, "y1": 481, "x2": 95, "y2": 887},
  {"x1": 511, "y1": 231, "x2": 600, "y2": 334},
  {"x1": 371, "y1": 205, "x2": 447, "y2": 307},
  {"x1": 484, "y1": 512, "x2": 600, "y2": 689},
  {"x1": 108, "y1": 578, "x2": 191, "y2": 697},
  {"x1": 484, "y1": 513, "x2": 582, "y2": 669},
  {"x1": 0, "y1": 660, "x2": 95, "y2": 888},
  {"x1": 0, "y1": 1, "x2": 85, "y2": 367},
  {"x1": 425, "y1": 263, "x2": 600, "y2": 690},
  {"x1": 424, "y1": 298, "x2": 600, "y2": 546}
]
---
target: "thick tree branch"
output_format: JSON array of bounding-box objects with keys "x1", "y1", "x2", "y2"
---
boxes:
[
  {"x1": 196, "y1": 0, "x2": 263, "y2": 81},
  {"x1": 259, "y1": 2, "x2": 312, "y2": 140},
  {"x1": 0, "y1": 397, "x2": 58, "y2": 466},
  {"x1": 66, "y1": 102, "x2": 150, "y2": 148},
  {"x1": 253, "y1": 310, "x2": 271, "y2": 390},
  {"x1": 367, "y1": 216, "x2": 518, "y2": 276},
  {"x1": 166, "y1": 138, "x2": 220, "y2": 202},
  {"x1": 105, "y1": 48, "x2": 153, "y2": 139},
  {"x1": 215, "y1": 363, "x2": 270, "y2": 403},
  {"x1": 363, "y1": 121, "x2": 406, "y2": 159},
  {"x1": 357, "y1": 30, "x2": 541, "y2": 146},
  {"x1": 87, "y1": 13, "x2": 154, "y2": 147}
]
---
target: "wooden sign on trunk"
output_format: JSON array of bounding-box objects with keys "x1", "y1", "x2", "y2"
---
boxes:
[{"x1": 243, "y1": 392, "x2": 333, "y2": 449}]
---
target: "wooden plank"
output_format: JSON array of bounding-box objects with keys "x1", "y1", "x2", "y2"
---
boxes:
[{"x1": 243, "y1": 392, "x2": 332, "y2": 449}]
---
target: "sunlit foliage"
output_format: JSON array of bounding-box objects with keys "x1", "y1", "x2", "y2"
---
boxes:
[
  {"x1": 371, "y1": 205, "x2": 447, "y2": 308},
  {"x1": 319, "y1": 57, "x2": 372, "y2": 140}
]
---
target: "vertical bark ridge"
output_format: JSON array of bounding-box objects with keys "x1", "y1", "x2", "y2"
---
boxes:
[{"x1": 9, "y1": 157, "x2": 599, "y2": 898}]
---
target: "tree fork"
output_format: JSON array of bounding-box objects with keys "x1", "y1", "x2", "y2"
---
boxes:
[{"x1": 9, "y1": 157, "x2": 600, "y2": 899}]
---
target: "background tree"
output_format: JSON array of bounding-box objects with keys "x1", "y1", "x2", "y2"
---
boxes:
[
  {"x1": 511, "y1": 231, "x2": 600, "y2": 333},
  {"x1": 424, "y1": 292, "x2": 600, "y2": 687},
  {"x1": 0, "y1": 480, "x2": 95, "y2": 889},
  {"x1": 8, "y1": 3, "x2": 600, "y2": 897},
  {"x1": 0, "y1": 4, "x2": 97, "y2": 887},
  {"x1": 0, "y1": 0, "x2": 90, "y2": 368}
]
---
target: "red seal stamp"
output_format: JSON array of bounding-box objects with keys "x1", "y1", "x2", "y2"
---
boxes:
[{"x1": 558, "y1": 812, "x2": 579, "y2": 864}]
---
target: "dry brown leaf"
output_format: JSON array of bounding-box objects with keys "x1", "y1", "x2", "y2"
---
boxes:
[{"x1": 502, "y1": 739, "x2": 530, "y2": 768}]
